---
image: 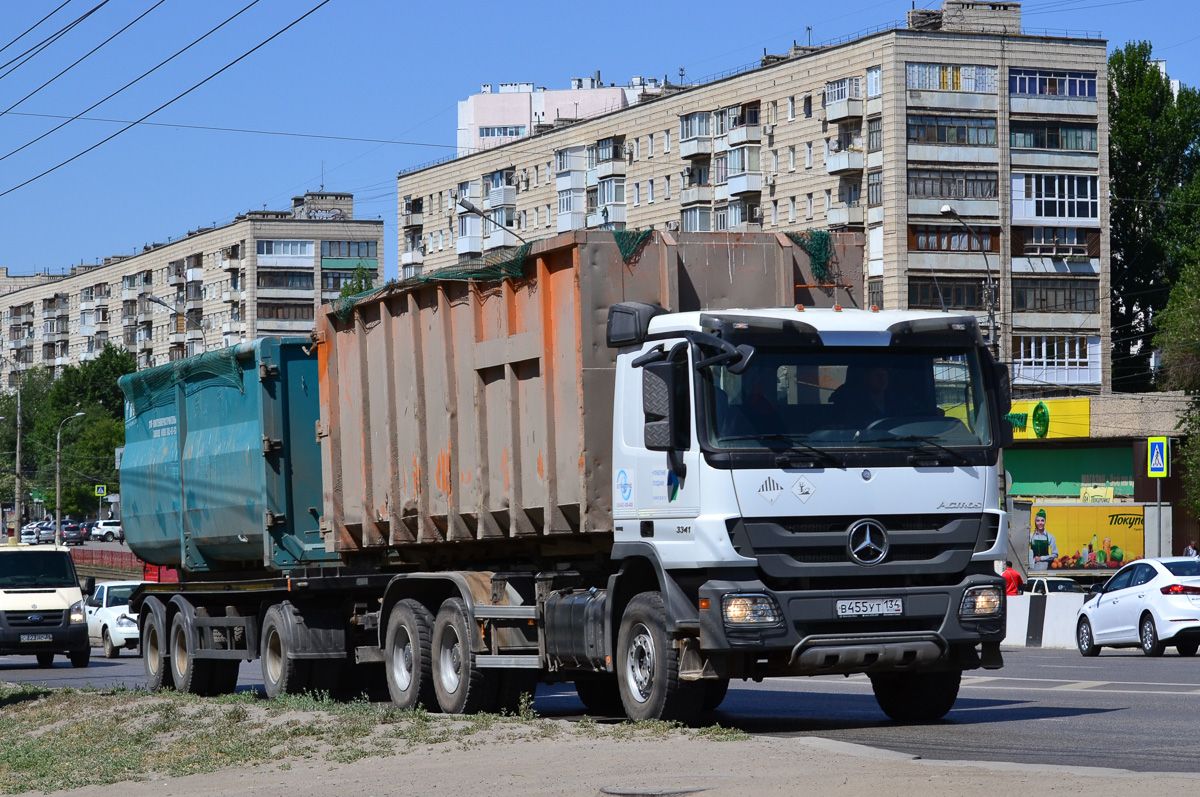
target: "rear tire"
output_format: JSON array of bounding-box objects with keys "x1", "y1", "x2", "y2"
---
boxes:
[
  {"x1": 69, "y1": 648, "x2": 90, "y2": 668},
  {"x1": 1177, "y1": 641, "x2": 1199, "y2": 657},
  {"x1": 1077, "y1": 617, "x2": 1101, "y2": 657},
  {"x1": 431, "y1": 598, "x2": 493, "y2": 714},
  {"x1": 142, "y1": 609, "x2": 174, "y2": 691},
  {"x1": 104, "y1": 532, "x2": 114, "y2": 542},
  {"x1": 574, "y1": 677, "x2": 624, "y2": 716},
  {"x1": 616, "y1": 592, "x2": 702, "y2": 722},
  {"x1": 1140, "y1": 614, "x2": 1166, "y2": 657},
  {"x1": 35, "y1": 652, "x2": 53, "y2": 668},
  {"x1": 169, "y1": 612, "x2": 213, "y2": 694},
  {"x1": 870, "y1": 670, "x2": 961, "y2": 722},
  {"x1": 385, "y1": 600, "x2": 436, "y2": 711},
  {"x1": 103, "y1": 629, "x2": 119, "y2": 659},
  {"x1": 260, "y1": 605, "x2": 310, "y2": 699},
  {"x1": 701, "y1": 678, "x2": 731, "y2": 712}
]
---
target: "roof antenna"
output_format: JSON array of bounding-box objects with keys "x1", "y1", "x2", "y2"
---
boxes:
[
  {"x1": 807, "y1": 26, "x2": 812, "y2": 46},
  {"x1": 320, "y1": 160, "x2": 325, "y2": 192}
]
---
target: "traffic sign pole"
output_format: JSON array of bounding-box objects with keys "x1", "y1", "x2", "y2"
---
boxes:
[{"x1": 1148, "y1": 437, "x2": 1169, "y2": 550}]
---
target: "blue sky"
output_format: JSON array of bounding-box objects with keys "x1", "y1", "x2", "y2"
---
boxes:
[{"x1": 0, "y1": 0, "x2": 1194, "y2": 281}]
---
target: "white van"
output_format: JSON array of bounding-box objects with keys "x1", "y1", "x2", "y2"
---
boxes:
[
  {"x1": 0, "y1": 546, "x2": 90, "y2": 667},
  {"x1": 90, "y1": 520, "x2": 123, "y2": 543}
]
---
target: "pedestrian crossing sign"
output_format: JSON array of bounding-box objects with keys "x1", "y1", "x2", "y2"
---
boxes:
[
  {"x1": 94, "y1": 485, "x2": 107, "y2": 497},
  {"x1": 1148, "y1": 437, "x2": 1169, "y2": 478}
]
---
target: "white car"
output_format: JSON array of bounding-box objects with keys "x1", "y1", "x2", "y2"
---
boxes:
[
  {"x1": 85, "y1": 581, "x2": 144, "y2": 658},
  {"x1": 1076, "y1": 557, "x2": 1200, "y2": 657},
  {"x1": 90, "y1": 520, "x2": 123, "y2": 543},
  {"x1": 1026, "y1": 576, "x2": 1087, "y2": 595}
]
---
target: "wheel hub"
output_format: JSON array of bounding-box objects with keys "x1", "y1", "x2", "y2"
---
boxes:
[
  {"x1": 625, "y1": 624, "x2": 655, "y2": 703},
  {"x1": 392, "y1": 628, "x2": 413, "y2": 691}
]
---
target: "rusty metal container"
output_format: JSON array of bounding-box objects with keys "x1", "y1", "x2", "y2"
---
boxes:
[{"x1": 316, "y1": 230, "x2": 862, "y2": 562}]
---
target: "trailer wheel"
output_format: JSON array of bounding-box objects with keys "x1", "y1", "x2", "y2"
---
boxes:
[
  {"x1": 142, "y1": 609, "x2": 174, "y2": 691},
  {"x1": 616, "y1": 592, "x2": 702, "y2": 723},
  {"x1": 261, "y1": 605, "x2": 311, "y2": 698},
  {"x1": 431, "y1": 598, "x2": 494, "y2": 714},
  {"x1": 870, "y1": 670, "x2": 961, "y2": 722},
  {"x1": 385, "y1": 599, "x2": 436, "y2": 711},
  {"x1": 574, "y1": 676, "x2": 623, "y2": 716},
  {"x1": 169, "y1": 612, "x2": 213, "y2": 695},
  {"x1": 701, "y1": 678, "x2": 731, "y2": 712}
]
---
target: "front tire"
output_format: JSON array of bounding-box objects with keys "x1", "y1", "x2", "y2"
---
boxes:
[
  {"x1": 431, "y1": 598, "x2": 493, "y2": 714},
  {"x1": 870, "y1": 670, "x2": 961, "y2": 722},
  {"x1": 1177, "y1": 641, "x2": 1199, "y2": 657},
  {"x1": 1140, "y1": 614, "x2": 1165, "y2": 657},
  {"x1": 616, "y1": 592, "x2": 702, "y2": 722},
  {"x1": 701, "y1": 678, "x2": 731, "y2": 712},
  {"x1": 104, "y1": 532, "x2": 114, "y2": 542},
  {"x1": 574, "y1": 677, "x2": 623, "y2": 716},
  {"x1": 384, "y1": 599, "x2": 436, "y2": 710},
  {"x1": 35, "y1": 652, "x2": 53, "y2": 668},
  {"x1": 69, "y1": 648, "x2": 90, "y2": 668},
  {"x1": 1077, "y1": 616, "x2": 1101, "y2": 657},
  {"x1": 103, "y1": 629, "x2": 119, "y2": 659}
]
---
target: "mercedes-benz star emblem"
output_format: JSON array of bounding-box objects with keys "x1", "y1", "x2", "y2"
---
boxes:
[{"x1": 847, "y1": 520, "x2": 889, "y2": 566}]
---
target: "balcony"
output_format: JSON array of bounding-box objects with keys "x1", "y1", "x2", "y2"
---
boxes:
[
  {"x1": 400, "y1": 250, "x2": 424, "y2": 266},
  {"x1": 727, "y1": 172, "x2": 763, "y2": 196},
  {"x1": 596, "y1": 160, "x2": 626, "y2": 180},
  {"x1": 79, "y1": 300, "x2": 94, "y2": 313},
  {"x1": 401, "y1": 212, "x2": 424, "y2": 228},
  {"x1": 727, "y1": 125, "x2": 762, "y2": 146},
  {"x1": 557, "y1": 211, "x2": 586, "y2": 233},
  {"x1": 587, "y1": 204, "x2": 627, "y2": 227},
  {"x1": 94, "y1": 315, "x2": 109, "y2": 327},
  {"x1": 908, "y1": 198, "x2": 999, "y2": 218},
  {"x1": 401, "y1": 264, "x2": 423, "y2": 280},
  {"x1": 486, "y1": 185, "x2": 516, "y2": 208},
  {"x1": 220, "y1": 255, "x2": 240, "y2": 272},
  {"x1": 680, "y1": 185, "x2": 714, "y2": 205},
  {"x1": 825, "y1": 149, "x2": 864, "y2": 175},
  {"x1": 222, "y1": 289, "x2": 243, "y2": 304},
  {"x1": 94, "y1": 294, "x2": 109, "y2": 307},
  {"x1": 80, "y1": 351, "x2": 98, "y2": 362},
  {"x1": 137, "y1": 337, "x2": 154, "y2": 352},
  {"x1": 186, "y1": 268, "x2": 204, "y2": 283},
  {"x1": 679, "y1": 138, "x2": 713, "y2": 159},
  {"x1": 456, "y1": 235, "x2": 483, "y2": 255},
  {"x1": 168, "y1": 269, "x2": 185, "y2": 286},
  {"x1": 827, "y1": 203, "x2": 864, "y2": 226},
  {"x1": 121, "y1": 287, "x2": 138, "y2": 302},
  {"x1": 826, "y1": 97, "x2": 863, "y2": 122},
  {"x1": 485, "y1": 228, "x2": 522, "y2": 250},
  {"x1": 556, "y1": 171, "x2": 586, "y2": 191}
]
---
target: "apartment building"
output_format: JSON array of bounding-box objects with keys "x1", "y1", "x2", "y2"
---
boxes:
[
  {"x1": 397, "y1": 0, "x2": 1110, "y2": 395},
  {"x1": 3, "y1": 192, "x2": 382, "y2": 385}
]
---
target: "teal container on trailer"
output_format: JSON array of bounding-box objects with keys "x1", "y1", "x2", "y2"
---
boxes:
[{"x1": 118, "y1": 338, "x2": 337, "y2": 573}]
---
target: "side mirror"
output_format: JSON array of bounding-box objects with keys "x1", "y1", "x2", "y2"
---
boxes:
[
  {"x1": 84, "y1": 576, "x2": 96, "y2": 596},
  {"x1": 993, "y1": 361, "x2": 1013, "y2": 447},
  {"x1": 1088, "y1": 584, "x2": 1103, "y2": 595},
  {"x1": 607, "y1": 302, "x2": 667, "y2": 348},
  {"x1": 642, "y1": 359, "x2": 690, "y2": 452}
]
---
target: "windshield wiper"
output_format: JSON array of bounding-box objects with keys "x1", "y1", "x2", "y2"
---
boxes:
[
  {"x1": 718, "y1": 433, "x2": 843, "y2": 468},
  {"x1": 886, "y1": 435, "x2": 972, "y2": 465}
]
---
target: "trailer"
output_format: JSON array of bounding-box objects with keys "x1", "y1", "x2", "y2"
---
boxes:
[{"x1": 122, "y1": 230, "x2": 1010, "y2": 720}]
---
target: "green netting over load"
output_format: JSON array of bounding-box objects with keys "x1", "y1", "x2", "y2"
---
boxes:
[
  {"x1": 121, "y1": 347, "x2": 244, "y2": 417},
  {"x1": 613, "y1": 229, "x2": 652, "y2": 264},
  {"x1": 786, "y1": 230, "x2": 834, "y2": 282},
  {"x1": 332, "y1": 241, "x2": 536, "y2": 323}
]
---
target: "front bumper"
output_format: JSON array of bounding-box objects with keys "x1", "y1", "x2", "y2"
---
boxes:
[
  {"x1": 698, "y1": 574, "x2": 1005, "y2": 675},
  {"x1": 0, "y1": 621, "x2": 88, "y2": 655}
]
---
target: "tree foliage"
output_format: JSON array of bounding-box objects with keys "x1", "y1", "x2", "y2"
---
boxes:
[
  {"x1": 0, "y1": 345, "x2": 135, "y2": 524},
  {"x1": 338, "y1": 263, "x2": 374, "y2": 299},
  {"x1": 1109, "y1": 41, "x2": 1200, "y2": 392}
]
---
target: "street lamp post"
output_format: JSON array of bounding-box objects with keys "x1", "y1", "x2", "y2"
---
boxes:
[
  {"x1": 940, "y1": 204, "x2": 998, "y2": 358},
  {"x1": 456, "y1": 198, "x2": 530, "y2": 244},
  {"x1": 144, "y1": 294, "x2": 207, "y2": 353},
  {"x1": 55, "y1": 413, "x2": 85, "y2": 547}
]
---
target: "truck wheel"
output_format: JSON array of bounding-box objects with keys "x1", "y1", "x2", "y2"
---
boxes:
[
  {"x1": 69, "y1": 648, "x2": 90, "y2": 668},
  {"x1": 870, "y1": 670, "x2": 961, "y2": 722},
  {"x1": 431, "y1": 598, "x2": 494, "y2": 714},
  {"x1": 261, "y1": 604, "x2": 310, "y2": 698},
  {"x1": 103, "y1": 629, "x2": 119, "y2": 659},
  {"x1": 616, "y1": 592, "x2": 702, "y2": 722},
  {"x1": 574, "y1": 677, "x2": 623, "y2": 716},
  {"x1": 35, "y1": 652, "x2": 53, "y2": 668},
  {"x1": 385, "y1": 599, "x2": 436, "y2": 710},
  {"x1": 142, "y1": 610, "x2": 174, "y2": 691},
  {"x1": 701, "y1": 678, "x2": 731, "y2": 712},
  {"x1": 169, "y1": 612, "x2": 214, "y2": 695}
]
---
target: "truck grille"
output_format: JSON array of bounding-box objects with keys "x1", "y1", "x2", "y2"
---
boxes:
[{"x1": 6, "y1": 611, "x2": 64, "y2": 627}]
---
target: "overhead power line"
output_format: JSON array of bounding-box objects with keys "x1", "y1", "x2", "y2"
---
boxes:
[
  {"x1": 0, "y1": 0, "x2": 74, "y2": 59},
  {"x1": 0, "y1": 0, "x2": 333, "y2": 200},
  {"x1": 0, "y1": 0, "x2": 111, "y2": 80}
]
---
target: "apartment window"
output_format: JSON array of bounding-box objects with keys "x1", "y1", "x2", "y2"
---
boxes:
[
  {"x1": 321, "y1": 241, "x2": 377, "y2": 258},
  {"x1": 687, "y1": 164, "x2": 710, "y2": 186},
  {"x1": 824, "y1": 189, "x2": 833, "y2": 213},
  {"x1": 633, "y1": 139, "x2": 641, "y2": 160},
  {"x1": 648, "y1": 179, "x2": 655, "y2": 204},
  {"x1": 908, "y1": 278, "x2": 987, "y2": 310},
  {"x1": 806, "y1": 193, "x2": 814, "y2": 219},
  {"x1": 1021, "y1": 226, "x2": 1094, "y2": 257},
  {"x1": 825, "y1": 77, "x2": 863, "y2": 103},
  {"x1": 713, "y1": 154, "x2": 728, "y2": 184},
  {"x1": 1013, "y1": 278, "x2": 1099, "y2": 312},
  {"x1": 907, "y1": 168, "x2": 998, "y2": 199},
  {"x1": 788, "y1": 145, "x2": 796, "y2": 171},
  {"x1": 599, "y1": 177, "x2": 624, "y2": 205},
  {"x1": 257, "y1": 240, "x2": 313, "y2": 256},
  {"x1": 787, "y1": 96, "x2": 795, "y2": 120},
  {"x1": 866, "y1": 67, "x2": 882, "y2": 98},
  {"x1": 555, "y1": 150, "x2": 572, "y2": 173},
  {"x1": 1010, "y1": 69, "x2": 1097, "y2": 98},
  {"x1": 647, "y1": 134, "x2": 655, "y2": 158},
  {"x1": 805, "y1": 142, "x2": 813, "y2": 169},
  {"x1": 1014, "y1": 335, "x2": 1097, "y2": 372},
  {"x1": 664, "y1": 175, "x2": 671, "y2": 199},
  {"x1": 679, "y1": 112, "x2": 711, "y2": 140},
  {"x1": 664, "y1": 130, "x2": 671, "y2": 152},
  {"x1": 479, "y1": 125, "x2": 526, "y2": 137},
  {"x1": 558, "y1": 190, "x2": 574, "y2": 215},
  {"x1": 257, "y1": 271, "x2": 313, "y2": 289},
  {"x1": 770, "y1": 150, "x2": 778, "y2": 173},
  {"x1": 682, "y1": 207, "x2": 711, "y2": 232},
  {"x1": 714, "y1": 206, "x2": 729, "y2": 231},
  {"x1": 633, "y1": 182, "x2": 641, "y2": 206},
  {"x1": 906, "y1": 64, "x2": 998, "y2": 93},
  {"x1": 323, "y1": 269, "x2": 375, "y2": 292},
  {"x1": 728, "y1": 146, "x2": 759, "y2": 176},
  {"x1": 771, "y1": 200, "x2": 779, "y2": 225},
  {"x1": 868, "y1": 279, "x2": 883, "y2": 309},
  {"x1": 545, "y1": 205, "x2": 552, "y2": 226},
  {"x1": 258, "y1": 303, "x2": 315, "y2": 320},
  {"x1": 597, "y1": 137, "x2": 621, "y2": 162},
  {"x1": 1010, "y1": 122, "x2": 1098, "y2": 151},
  {"x1": 770, "y1": 100, "x2": 778, "y2": 125},
  {"x1": 910, "y1": 224, "x2": 998, "y2": 252},
  {"x1": 906, "y1": 115, "x2": 997, "y2": 145},
  {"x1": 1014, "y1": 173, "x2": 1100, "y2": 220},
  {"x1": 803, "y1": 95, "x2": 812, "y2": 117},
  {"x1": 867, "y1": 119, "x2": 882, "y2": 152},
  {"x1": 867, "y1": 171, "x2": 883, "y2": 207},
  {"x1": 533, "y1": 165, "x2": 540, "y2": 186}
]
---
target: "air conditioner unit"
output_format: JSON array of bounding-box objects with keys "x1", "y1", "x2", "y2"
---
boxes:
[
  {"x1": 666, "y1": 220, "x2": 680, "y2": 231},
  {"x1": 762, "y1": 124, "x2": 774, "y2": 135},
  {"x1": 623, "y1": 142, "x2": 634, "y2": 155},
  {"x1": 752, "y1": 206, "x2": 763, "y2": 220},
  {"x1": 764, "y1": 174, "x2": 777, "y2": 186}
]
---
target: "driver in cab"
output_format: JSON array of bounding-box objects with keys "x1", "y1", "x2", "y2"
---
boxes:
[{"x1": 832, "y1": 365, "x2": 892, "y2": 426}]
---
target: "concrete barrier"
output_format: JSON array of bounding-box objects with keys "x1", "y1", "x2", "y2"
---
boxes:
[{"x1": 1003, "y1": 593, "x2": 1087, "y2": 649}]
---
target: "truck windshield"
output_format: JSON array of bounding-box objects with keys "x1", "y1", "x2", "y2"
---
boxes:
[
  {"x1": 0, "y1": 552, "x2": 79, "y2": 588},
  {"x1": 699, "y1": 346, "x2": 993, "y2": 451}
]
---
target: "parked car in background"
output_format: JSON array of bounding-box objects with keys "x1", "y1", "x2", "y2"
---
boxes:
[
  {"x1": 35, "y1": 522, "x2": 56, "y2": 544},
  {"x1": 85, "y1": 580, "x2": 144, "y2": 658},
  {"x1": 19, "y1": 523, "x2": 39, "y2": 545},
  {"x1": 81, "y1": 521, "x2": 97, "y2": 539},
  {"x1": 1077, "y1": 557, "x2": 1200, "y2": 657},
  {"x1": 1026, "y1": 576, "x2": 1087, "y2": 595},
  {"x1": 59, "y1": 523, "x2": 85, "y2": 546},
  {"x1": 90, "y1": 520, "x2": 123, "y2": 543}
]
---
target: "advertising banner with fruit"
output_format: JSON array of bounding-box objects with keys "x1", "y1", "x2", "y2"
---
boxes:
[{"x1": 1029, "y1": 504, "x2": 1144, "y2": 572}]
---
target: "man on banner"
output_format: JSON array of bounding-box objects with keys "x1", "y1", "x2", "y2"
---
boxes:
[{"x1": 1029, "y1": 508, "x2": 1058, "y2": 572}]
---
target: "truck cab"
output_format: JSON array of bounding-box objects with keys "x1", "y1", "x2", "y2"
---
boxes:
[{"x1": 0, "y1": 546, "x2": 91, "y2": 668}]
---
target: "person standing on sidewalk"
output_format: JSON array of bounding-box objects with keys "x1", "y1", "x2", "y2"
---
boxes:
[{"x1": 1002, "y1": 560, "x2": 1024, "y2": 596}]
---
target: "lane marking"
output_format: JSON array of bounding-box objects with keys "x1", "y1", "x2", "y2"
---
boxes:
[{"x1": 1050, "y1": 680, "x2": 1109, "y2": 690}]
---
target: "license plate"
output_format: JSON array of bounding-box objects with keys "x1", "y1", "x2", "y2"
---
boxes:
[
  {"x1": 836, "y1": 598, "x2": 903, "y2": 618},
  {"x1": 20, "y1": 634, "x2": 52, "y2": 643}
]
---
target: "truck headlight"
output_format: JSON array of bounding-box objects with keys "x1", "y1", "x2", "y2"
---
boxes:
[
  {"x1": 68, "y1": 601, "x2": 85, "y2": 624},
  {"x1": 722, "y1": 594, "x2": 782, "y2": 625},
  {"x1": 960, "y1": 586, "x2": 1002, "y2": 618},
  {"x1": 115, "y1": 615, "x2": 137, "y2": 629}
]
